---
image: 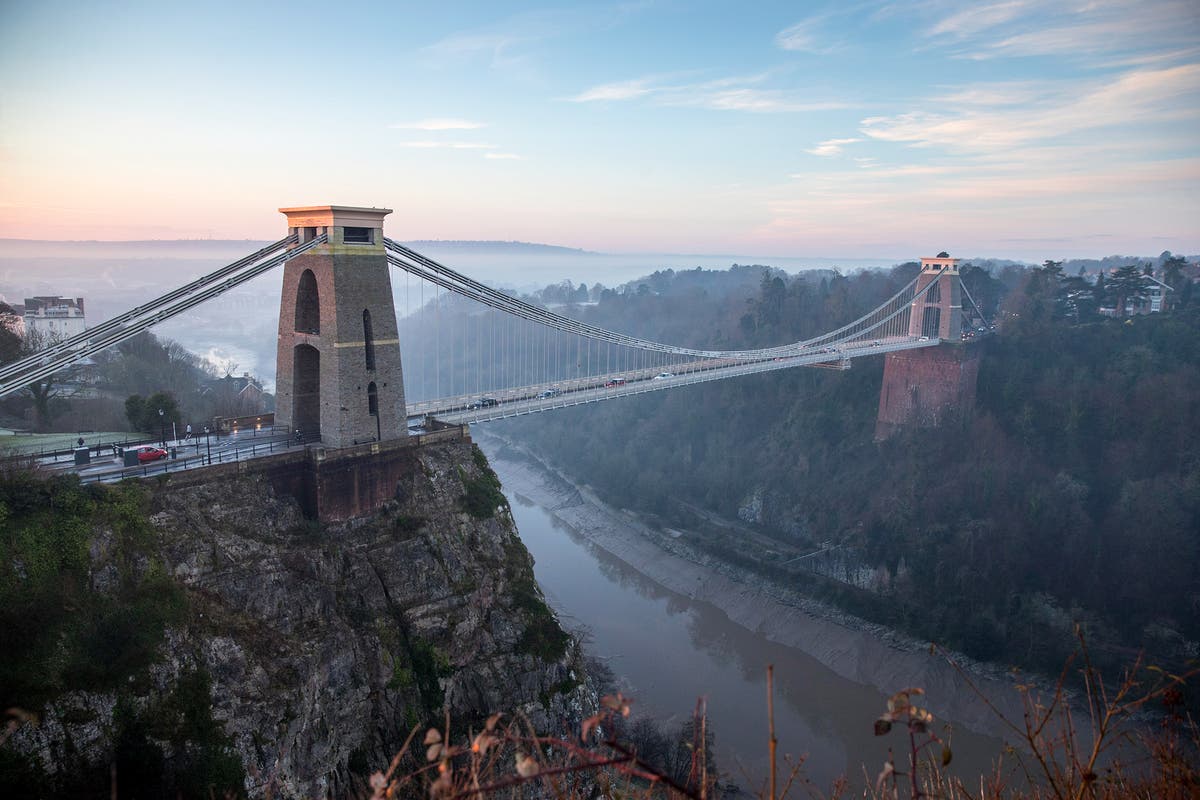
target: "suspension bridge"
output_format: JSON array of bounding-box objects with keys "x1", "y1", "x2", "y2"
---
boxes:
[{"x1": 0, "y1": 205, "x2": 986, "y2": 452}]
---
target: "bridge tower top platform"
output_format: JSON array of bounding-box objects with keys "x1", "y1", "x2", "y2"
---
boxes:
[
  {"x1": 280, "y1": 205, "x2": 393, "y2": 249},
  {"x1": 275, "y1": 204, "x2": 406, "y2": 449},
  {"x1": 920, "y1": 254, "x2": 960, "y2": 274},
  {"x1": 908, "y1": 252, "x2": 963, "y2": 340}
]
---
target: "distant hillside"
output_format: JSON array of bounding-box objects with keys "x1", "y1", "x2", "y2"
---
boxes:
[
  {"x1": 402, "y1": 240, "x2": 599, "y2": 257},
  {"x1": 0, "y1": 239, "x2": 274, "y2": 260},
  {"x1": 0, "y1": 238, "x2": 599, "y2": 259}
]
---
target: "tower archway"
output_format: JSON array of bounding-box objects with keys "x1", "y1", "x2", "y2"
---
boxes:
[
  {"x1": 293, "y1": 344, "x2": 320, "y2": 439},
  {"x1": 295, "y1": 270, "x2": 320, "y2": 334}
]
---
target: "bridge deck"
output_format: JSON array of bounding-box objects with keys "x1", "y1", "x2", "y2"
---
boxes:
[{"x1": 411, "y1": 335, "x2": 938, "y2": 426}]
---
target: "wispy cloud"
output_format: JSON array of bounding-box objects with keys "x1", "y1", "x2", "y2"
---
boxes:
[
  {"x1": 396, "y1": 141, "x2": 498, "y2": 150},
  {"x1": 759, "y1": 156, "x2": 1199, "y2": 252},
  {"x1": 424, "y1": 31, "x2": 528, "y2": 66},
  {"x1": 568, "y1": 72, "x2": 850, "y2": 113},
  {"x1": 669, "y1": 87, "x2": 845, "y2": 113},
  {"x1": 806, "y1": 137, "x2": 861, "y2": 157},
  {"x1": 861, "y1": 64, "x2": 1200, "y2": 152},
  {"x1": 930, "y1": 82, "x2": 1043, "y2": 107},
  {"x1": 774, "y1": 17, "x2": 826, "y2": 52},
  {"x1": 927, "y1": 1, "x2": 1031, "y2": 39},
  {"x1": 923, "y1": 0, "x2": 1200, "y2": 63},
  {"x1": 390, "y1": 119, "x2": 488, "y2": 131},
  {"x1": 569, "y1": 77, "x2": 659, "y2": 102},
  {"x1": 484, "y1": 152, "x2": 523, "y2": 160},
  {"x1": 422, "y1": 4, "x2": 652, "y2": 73}
]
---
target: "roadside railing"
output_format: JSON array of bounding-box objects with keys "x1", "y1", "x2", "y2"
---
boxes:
[{"x1": 76, "y1": 427, "x2": 314, "y2": 484}]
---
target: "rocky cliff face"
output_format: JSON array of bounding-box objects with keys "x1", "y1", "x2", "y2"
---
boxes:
[{"x1": 9, "y1": 440, "x2": 590, "y2": 798}]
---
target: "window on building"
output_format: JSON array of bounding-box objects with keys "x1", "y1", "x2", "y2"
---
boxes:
[
  {"x1": 344, "y1": 227, "x2": 372, "y2": 244},
  {"x1": 367, "y1": 382, "x2": 379, "y2": 416},
  {"x1": 362, "y1": 309, "x2": 376, "y2": 371}
]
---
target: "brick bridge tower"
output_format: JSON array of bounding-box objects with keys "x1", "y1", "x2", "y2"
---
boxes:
[
  {"x1": 909, "y1": 253, "x2": 963, "y2": 340},
  {"x1": 275, "y1": 206, "x2": 406, "y2": 448},
  {"x1": 875, "y1": 254, "x2": 979, "y2": 439}
]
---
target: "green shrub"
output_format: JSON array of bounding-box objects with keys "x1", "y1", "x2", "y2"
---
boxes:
[{"x1": 459, "y1": 450, "x2": 509, "y2": 519}]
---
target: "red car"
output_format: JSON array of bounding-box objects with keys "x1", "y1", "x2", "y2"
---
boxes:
[
  {"x1": 135, "y1": 445, "x2": 168, "y2": 463},
  {"x1": 604, "y1": 377, "x2": 626, "y2": 388}
]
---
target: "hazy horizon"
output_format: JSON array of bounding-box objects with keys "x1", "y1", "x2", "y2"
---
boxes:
[{"x1": 0, "y1": 235, "x2": 1190, "y2": 394}]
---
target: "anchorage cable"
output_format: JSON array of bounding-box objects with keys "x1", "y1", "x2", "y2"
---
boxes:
[
  {"x1": 0, "y1": 236, "x2": 326, "y2": 397},
  {"x1": 0, "y1": 235, "x2": 296, "y2": 384}
]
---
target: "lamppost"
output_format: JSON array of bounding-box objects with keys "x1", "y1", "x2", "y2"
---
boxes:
[
  {"x1": 158, "y1": 408, "x2": 165, "y2": 447},
  {"x1": 204, "y1": 426, "x2": 211, "y2": 465}
]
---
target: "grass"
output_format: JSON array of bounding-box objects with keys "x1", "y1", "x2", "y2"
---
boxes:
[
  {"x1": 0, "y1": 430, "x2": 139, "y2": 456},
  {"x1": 459, "y1": 446, "x2": 510, "y2": 520}
]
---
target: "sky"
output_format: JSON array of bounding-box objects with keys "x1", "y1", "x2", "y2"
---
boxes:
[{"x1": 1, "y1": 0, "x2": 1198, "y2": 260}]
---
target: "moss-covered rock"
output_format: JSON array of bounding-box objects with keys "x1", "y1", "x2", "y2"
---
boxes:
[{"x1": 4, "y1": 439, "x2": 588, "y2": 798}]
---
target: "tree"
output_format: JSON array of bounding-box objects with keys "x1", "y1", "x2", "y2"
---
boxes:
[
  {"x1": 1060, "y1": 275, "x2": 1097, "y2": 321},
  {"x1": 124, "y1": 391, "x2": 181, "y2": 437},
  {"x1": 1162, "y1": 255, "x2": 1187, "y2": 290},
  {"x1": 11, "y1": 327, "x2": 88, "y2": 431},
  {"x1": 1108, "y1": 264, "x2": 1150, "y2": 314},
  {"x1": 125, "y1": 395, "x2": 146, "y2": 431},
  {"x1": 0, "y1": 302, "x2": 22, "y2": 365},
  {"x1": 1094, "y1": 272, "x2": 1108, "y2": 308}
]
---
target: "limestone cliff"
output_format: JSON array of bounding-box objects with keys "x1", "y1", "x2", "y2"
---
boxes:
[{"x1": 5, "y1": 440, "x2": 590, "y2": 798}]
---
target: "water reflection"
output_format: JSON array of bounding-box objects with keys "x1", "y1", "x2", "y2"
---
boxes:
[{"x1": 504, "y1": 492, "x2": 1007, "y2": 791}]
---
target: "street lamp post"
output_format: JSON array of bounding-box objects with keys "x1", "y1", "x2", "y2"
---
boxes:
[
  {"x1": 204, "y1": 426, "x2": 211, "y2": 465},
  {"x1": 158, "y1": 408, "x2": 165, "y2": 447}
]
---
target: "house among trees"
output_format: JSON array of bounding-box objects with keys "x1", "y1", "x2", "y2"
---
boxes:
[
  {"x1": 1096, "y1": 266, "x2": 1175, "y2": 317},
  {"x1": 203, "y1": 372, "x2": 270, "y2": 417}
]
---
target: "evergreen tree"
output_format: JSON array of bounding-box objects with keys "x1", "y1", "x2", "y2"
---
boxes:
[{"x1": 1109, "y1": 264, "x2": 1149, "y2": 314}]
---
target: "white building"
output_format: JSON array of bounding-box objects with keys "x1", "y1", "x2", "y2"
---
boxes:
[
  {"x1": 1143, "y1": 275, "x2": 1174, "y2": 313},
  {"x1": 24, "y1": 296, "x2": 86, "y2": 340}
]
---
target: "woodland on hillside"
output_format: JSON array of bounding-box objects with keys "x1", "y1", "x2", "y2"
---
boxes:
[{"x1": 500, "y1": 259, "x2": 1200, "y2": 677}]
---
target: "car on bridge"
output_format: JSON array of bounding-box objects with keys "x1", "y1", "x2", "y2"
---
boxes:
[
  {"x1": 468, "y1": 397, "x2": 499, "y2": 409},
  {"x1": 652, "y1": 372, "x2": 674, "y2": 381},
  {"x1": 134, "y1": 445, "x2": 168, "y2": 463},
  {"x1": 538, "y1": 388, "x2": 562, "y2": 398},
  {"x1": 604, "y1": 377, "x2": 626, "y2": 388}
]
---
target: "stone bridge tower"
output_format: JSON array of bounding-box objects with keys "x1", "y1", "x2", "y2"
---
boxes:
[
  {"x1": 908, "y1": 253, "x2": 962, "y2": 340},
  {"x1": 876, "y1": 254, "x2": 978, "y2": 439},
  {"x1": 275, "y1": 206, "x2": 406, "y2": 449}
]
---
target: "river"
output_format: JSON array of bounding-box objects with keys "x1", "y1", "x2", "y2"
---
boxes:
[{"x1": 478, "y1": 435, "x2": 1018, "y2": 792}]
